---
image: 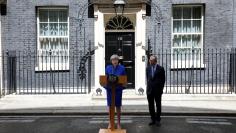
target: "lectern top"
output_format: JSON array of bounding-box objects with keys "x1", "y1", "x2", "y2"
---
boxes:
[{"x1": 99, "y1": 75, "x2": 127, "y2": 87}]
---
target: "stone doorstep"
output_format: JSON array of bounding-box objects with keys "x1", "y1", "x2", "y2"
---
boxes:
[
  {"x1": 92, "y1": 94, "x2": 146, "y2": 100},
  {"x1": 92, "y1": 89, "x2": 146, "y2": 100},
  {"x1": 1, "y1": 92, "x2": 236, "y2": 101},
  {"x1": 92, "y1": 92, "x2": 236, "y2": 101}
]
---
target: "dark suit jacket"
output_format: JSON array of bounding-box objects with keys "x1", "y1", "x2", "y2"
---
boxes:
[{"x1": 146, "y1": 64, "x2": 166, "y2": 95}]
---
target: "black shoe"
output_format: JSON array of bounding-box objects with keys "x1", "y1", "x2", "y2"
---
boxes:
[
  {"x1": 149, "y1": 121, "x2": 156, "y2": 126},
  {"x1": 156, "y1": 121, "x2": 161, "y2": 127}
]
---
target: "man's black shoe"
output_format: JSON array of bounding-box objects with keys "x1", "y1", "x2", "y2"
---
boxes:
[
  {"x1": 156, "y1": 121, "x2": 161, "y2": 127},
  {"x1": 149, "y1": 121, "x2": 156, "y2": 126}
]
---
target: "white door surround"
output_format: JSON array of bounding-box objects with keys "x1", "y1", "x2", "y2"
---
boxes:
[
  {"x1": 93, "y1": 4, "x2": 147, "y2": 95},
  {"x1": 0, "y1": 15, "x2": 2, "y2": 97}
]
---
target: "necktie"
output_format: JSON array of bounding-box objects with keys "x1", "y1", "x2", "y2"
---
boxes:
[{"x1": 152, "y1": 66, "x2": 155, "y2": 78}]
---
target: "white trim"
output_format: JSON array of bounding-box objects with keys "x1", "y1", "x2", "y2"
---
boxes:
[
  {"x1": 171, "y1": 5, "x2": 204, "y2": 69},
  {"x1": 35, "y1": 64, "x2": 69, "y2": 71},
  {"x1": 173, "y1": 19, "x2": 202, "y2": 20},
  {"x1": 93, "y1": 4, "x2": 147, "y2": 95},
  {"x1": 0, "y1": 15, "x2": 2, "y2": 96},
  {"x1": 94, "y1": 5, "x2": 106, "y2": 94},
  {"x1": 105, "y1": 30, "x2": 135, "y2": 32},
  {"x1": 135, "y1": 4, "x2": 146, "y2": 94},
  {"x1": 171, "y1": 61, "x2": 205, "y2": 69},
  {"x1": 173, "y1": 5, "x2": 203, "y2": 7},
  {"x1": 38, "y1": 36, "x2": 69, "y2": 38},
  {"x1": 39, "y1": 22, "x2": 68, "y2": 23},
  {"x1": 173, "y1": 33, "x2": 202, "y2": 35},
  {"x1": 37, "y1": 7, "x2": 68, "y2": 10},
  {"x1": 36, "y1": 7, "x2": 70, "y2": 71}
]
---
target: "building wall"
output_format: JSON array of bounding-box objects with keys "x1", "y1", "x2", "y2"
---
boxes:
[
  {"x1": 1, "y1": 0, "x2": 236, "y2": 94},
  {"x1": 7, "y1": 0, "x2": 236, "y2": 52},
  {"x1": 1, "y1": 0, "x2": 95, "y2": 94},
  {"x1": 146, "y1": 0, "x2": 235, "y2": 50},
  {"x1": 3, "y1": 0, "x2": 94, "y2": 51},
  {"x1": 0, "y1": 14, "x2": 2, "y2": 96},
  {"x1": 146, "y1": 0, "x2": 235, "y2": 93},
  {"x1": 3, "y1": 0, "x2": 235, "y2": 61},
  {"x1": 233, "y1": 0, "x2": 236, "y2": 48},
  {"x1": 0, "y1": 2, "x2": 7, "y2": 96}
]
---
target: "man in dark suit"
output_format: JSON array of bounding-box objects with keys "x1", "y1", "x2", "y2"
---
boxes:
[{"x1": 146, "y1": 55, "x2": 165, "y2": 126}]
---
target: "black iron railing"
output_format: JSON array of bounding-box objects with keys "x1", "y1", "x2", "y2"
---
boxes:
[
  {"x1": 0, "y1": 48, "x2": 235, "y2": 95},
  {"x1": 1, "y1": 49, "x2": 94, "y2": 95},
  {"x1": 153, "y1": 48, "x2": 236, "y2": 94}
]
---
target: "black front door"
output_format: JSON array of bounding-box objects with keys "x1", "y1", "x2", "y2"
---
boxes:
[{"x1": 105, "y1": 32, "x2": 135, "y2": 89}]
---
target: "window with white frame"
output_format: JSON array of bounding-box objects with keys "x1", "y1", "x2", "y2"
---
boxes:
[
  {"x1": 37, "y1": 8, "x2": 69, "y2": 71},
  {"x1": 172, "y1": 5, "x2": 204, "y2": 68}
]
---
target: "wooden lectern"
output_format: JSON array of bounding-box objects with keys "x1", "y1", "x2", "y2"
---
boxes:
[{"x1": 99, "y1": 75, "x2": 127, "y2": 133}]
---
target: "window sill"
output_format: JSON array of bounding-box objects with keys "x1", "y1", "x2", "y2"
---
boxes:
[
  {"x1": 35, "y1": 67, "x2": 70, "y2": 73},
  {"x1": 170, "y1": 64, "x2": 205, "y2": 71}
]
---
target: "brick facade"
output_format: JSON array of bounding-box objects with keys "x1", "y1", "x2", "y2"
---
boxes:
[
  {"x1": 0, "y1": 0, "x2": 236, "y2": 94},
  {"x1": 1, "y1": 0, "x2": 235, "y2": 53}
]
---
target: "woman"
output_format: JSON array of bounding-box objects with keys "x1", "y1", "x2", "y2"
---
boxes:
[{"x1": 105, "y1": 54, "x2": 126, "y2": 129}]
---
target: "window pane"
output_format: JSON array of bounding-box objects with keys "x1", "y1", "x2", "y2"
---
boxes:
[
  {"x1": 59, "y1": 10, "x2": 68, "y2": 22},
  {"x1": 39, "y1": 9, "x2": 48, "y2": 22},
  {"x1": 173, "y1": 48, "x2": 179, "y2": 61},
  {"x1": 181, "y1": 48, "x2": 191, "y2": 61},
  {"x1": 50, "y1": 38, "x2": 59, "y2": 50},
  {"x1": 49, "y1": 10, "x2": 58, "y2": 22},
  {"x1": 59, "y1": 38, "x2": 68, "y2": 64},
  {"x1": 192, "y1": 20, "x2": 201, "y2": 33},
  {"x1": 38, "y1": 8, "x2": 69, "y2": 70},
  {"x1": 193, "y1": 7, "x2": 202, "y2": 19},
  {"x1": 49, "y1": 23, "x2": 59, "y2": 36},
  {"x1": 40, "y1": 23, "x2": 49, "y2": 36},
  {"x1": 173, "y1": 7, "x2": 182, "y2": 19},
  {"x1": 192, "y1": 48, "x2": 201, "y2": 62},
  {"x1": 183, "y1": 20, "x2": 191, "y2": 33},
  {"x1": 172, "y1": 6, "x2": 203, "y2": 66},
  {"x1": 183, "y1": 7, "x2": 191, "y2": 19},
  {"x1": 40, "y1": 38, "x2": 68, "y2": 51},
  {"x1": 182, "y1": 35, "x2": 192, "y2": 47},
  {"x1": 39, "y1": 38, "x2": 69, "y2": 64},
  {"x1": 173, "y1": 21, "x2": 182, "y2": 33},
  {"x1": 59, "y1": 23, "x2": 68, "y2": 36},
  {"x1": 39, "y1": 38, "x2": 50, "y2": 50},
  {"x1": 173, "y1": 35, "x2": 181, "y2": 47},
  {"x1": 59, "y1": 38, "x2": 68, "y2": 50},
  {"x1": 192, "y1": 35, "x2": 201, "y2": 48},
  {"x1": 173, "y1": 48, "x2": 189, "y2": 62},
  {"x1": 39, "y1": 38, "x2": 50, "y2": 64}
]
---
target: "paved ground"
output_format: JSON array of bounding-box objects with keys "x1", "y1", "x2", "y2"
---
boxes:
[
  {"x1": 0, "y1": 115, "x2": 236, "y2": 133},
  {"x1": 1, "y1": 94, "x2": 236, "y2": 115},
  {"x1": 1, "y1": 93, "x2": 236, "y2": 133}
]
